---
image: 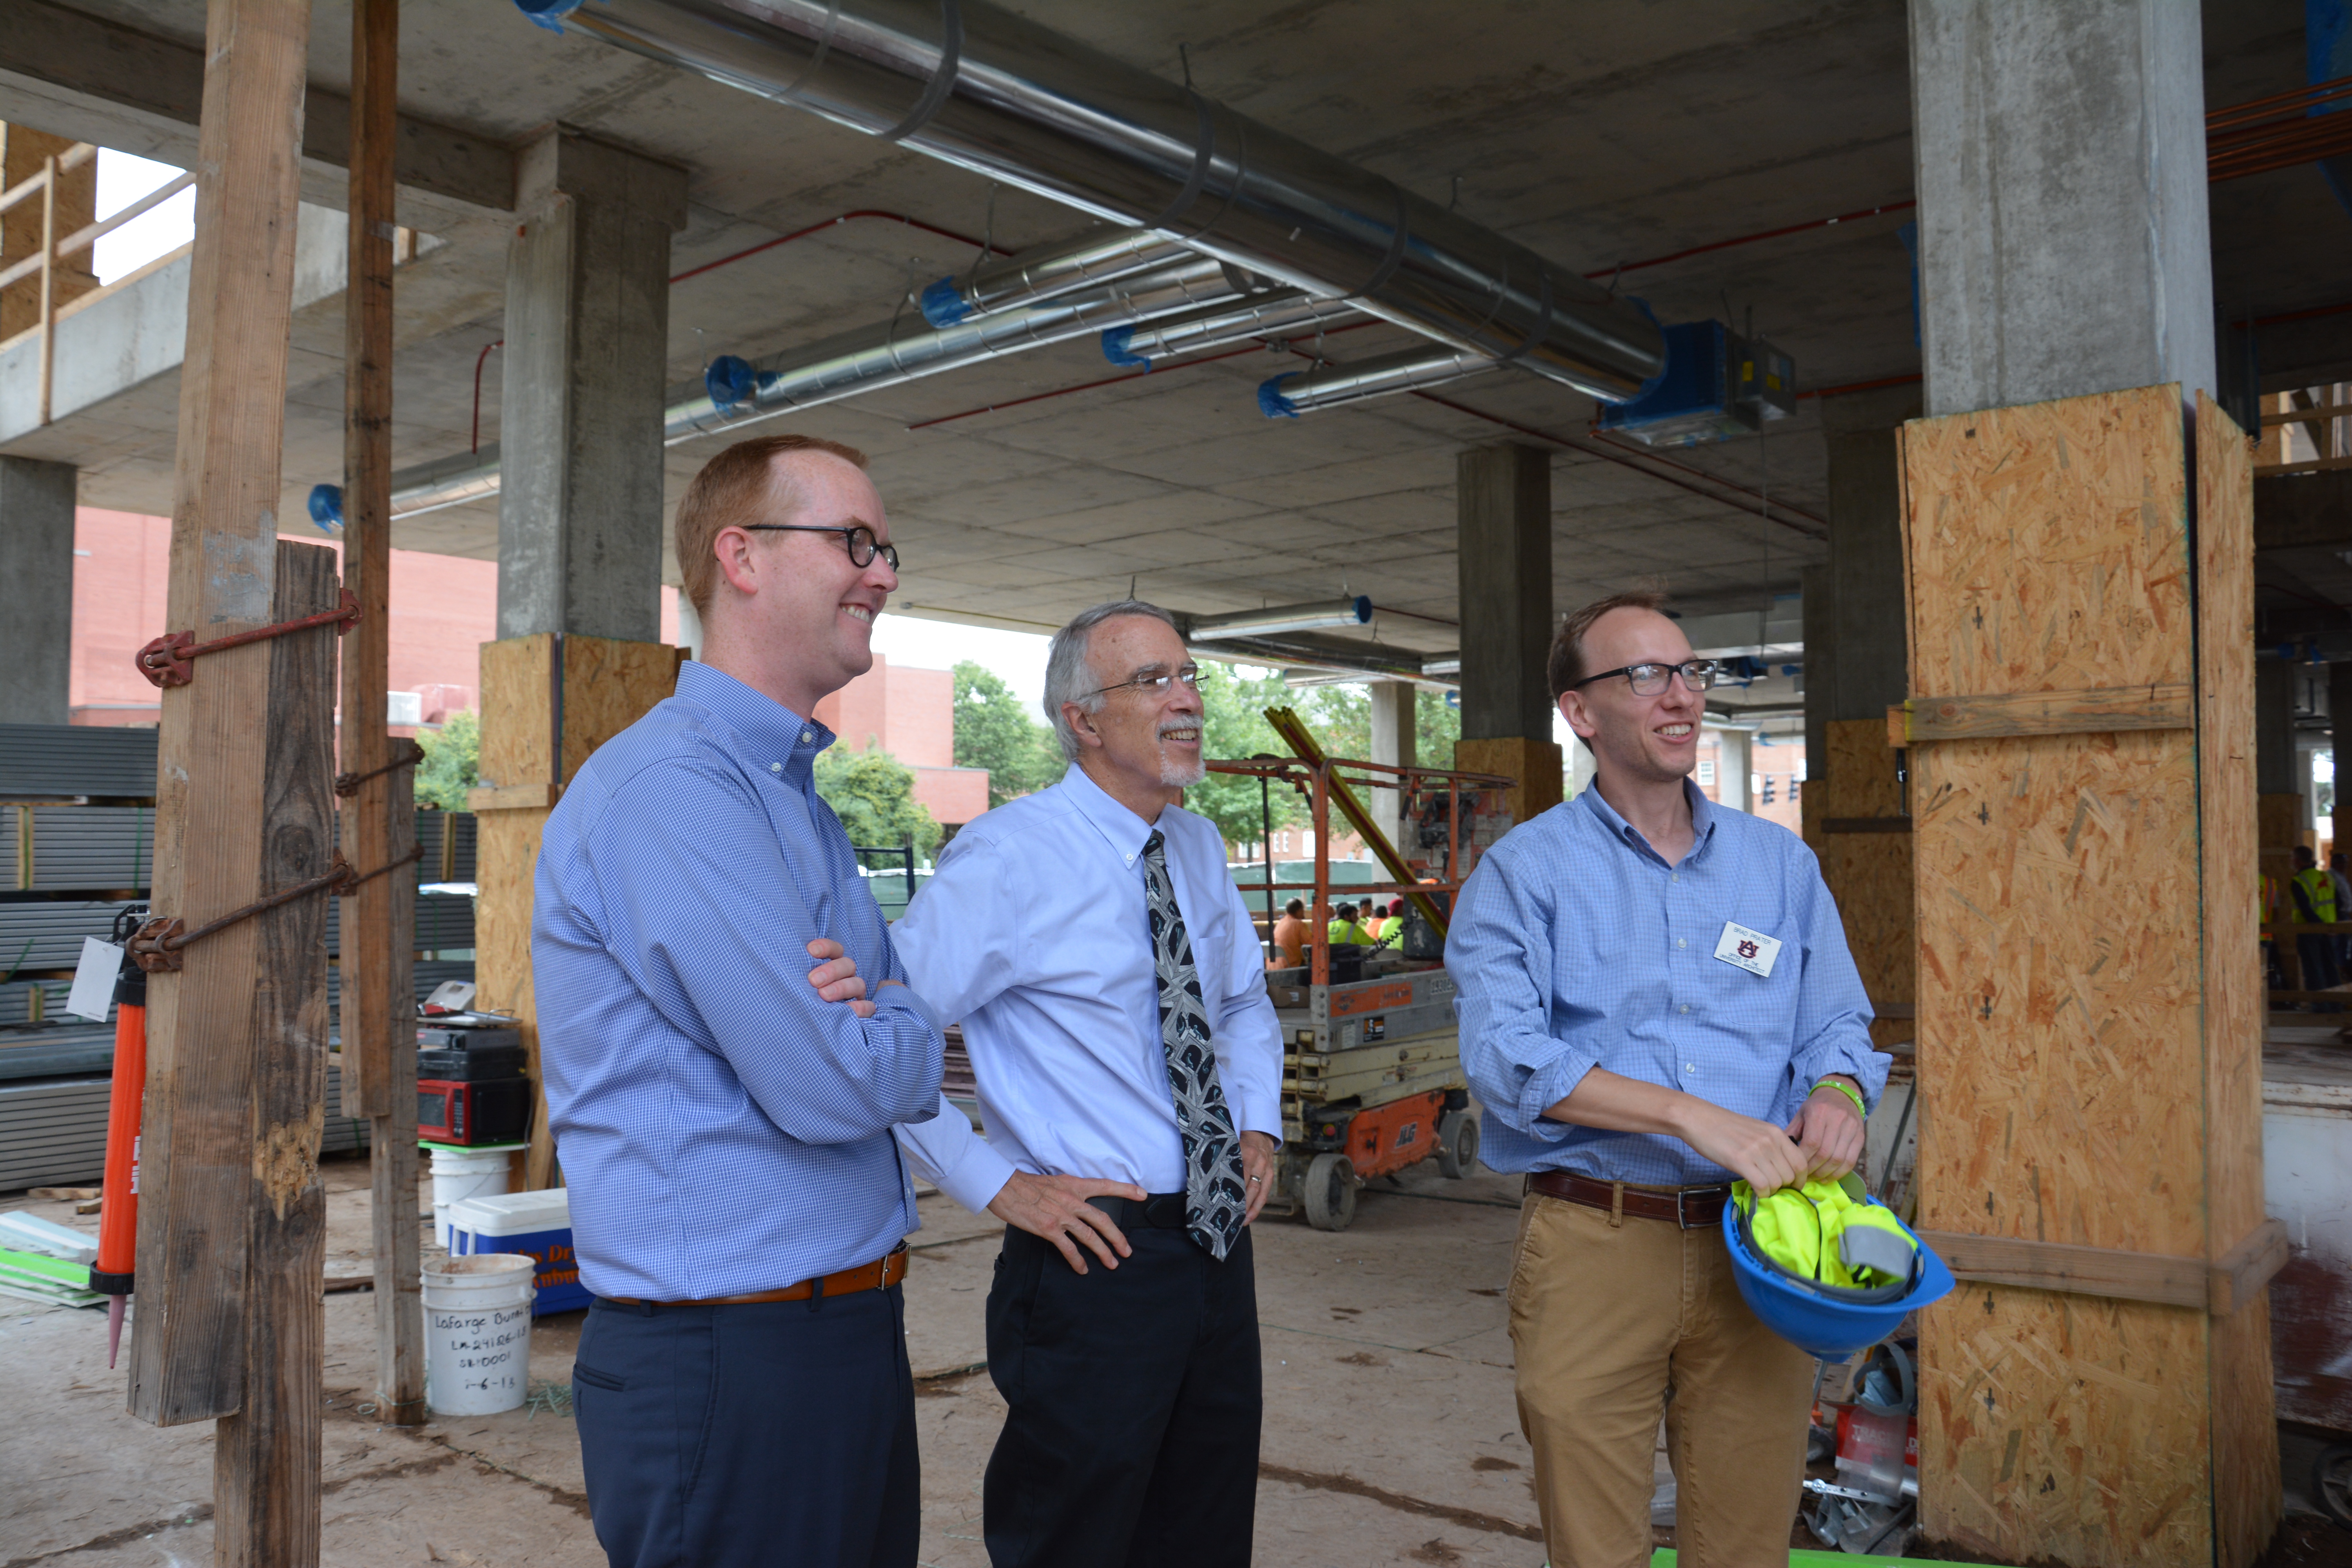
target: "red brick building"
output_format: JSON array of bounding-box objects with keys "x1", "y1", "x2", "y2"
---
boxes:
[{"x1": 813, "y1": 654, "x2": 991, "y2": 828}]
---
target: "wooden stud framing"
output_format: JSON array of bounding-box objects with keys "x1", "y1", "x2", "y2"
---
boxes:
[
  {"x1": 1902, "y1": 386, "x2": 2278, "y2": 1568},
  {"x1": 1886, "y1": 683, "x2": 2194, "y2": 746},
  {"x1": 472, "y1": 633, "x2": 679, "y2": 1191},
  {"x1": 130, "y1": 0, "x2": 314, "y2": 1430}
]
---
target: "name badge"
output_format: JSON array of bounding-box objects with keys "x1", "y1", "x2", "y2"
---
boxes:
[{"x1": 1713, "y1": 921, "x2": 1782, "y2": 978}]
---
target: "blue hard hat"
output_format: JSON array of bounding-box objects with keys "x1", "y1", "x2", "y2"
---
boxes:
[{"x1": 1722, "y1": 1189, "x2": 1955, "y2": 1363}]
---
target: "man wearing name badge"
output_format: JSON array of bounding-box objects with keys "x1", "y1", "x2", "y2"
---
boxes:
[
  {"x1": 1448, "y1": 589, "x2": 1887, "y2": 1568},
  {"x1": 534, "y1": 434, "x2": 946, "y2": 1568},
  {"x1": 891, "y1": 599, "x2": 1283, "y2": 1568}
]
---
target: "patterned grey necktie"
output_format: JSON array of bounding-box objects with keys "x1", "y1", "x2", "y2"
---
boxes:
[{"x1": 1140, "y1": 829, "x2": 1248, "y2": 1259}]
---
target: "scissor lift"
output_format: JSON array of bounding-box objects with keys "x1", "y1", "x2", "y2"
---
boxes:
[{"x1": 1210, "y1": 710, "x2": 1513, "y2": 1230}]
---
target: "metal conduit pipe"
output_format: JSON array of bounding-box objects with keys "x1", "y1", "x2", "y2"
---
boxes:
[
  {"x1": 1103, "y1": 289, "x2": 1363, "y2": 367},
  {"x1": 1259, "y1": 344, "x2": 1499, "y2": 419},
  {"x1": 918, "y1": 224, "x2": 1190, "y2": 325},
  {"x1": 695, "y1": 252, "x2": 1233, "y2": 426},
  {"x1": 309, "y1": 254, "x2": 1235, "y2": 527},
  {"x1": 514, "y1": 0, "x2": 1666, "y2": 401}
]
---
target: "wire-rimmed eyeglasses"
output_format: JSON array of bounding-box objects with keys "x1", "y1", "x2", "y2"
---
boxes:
[
  {"x1": 1569, "y1": 660, "x2": 1719, "y2": 696},
  {"x1": 742, "y1": 523, "x2": 899, "y2": 570},
  {"x1": 1085, "y1": 663, "x2": 1202, "y2": 701}
]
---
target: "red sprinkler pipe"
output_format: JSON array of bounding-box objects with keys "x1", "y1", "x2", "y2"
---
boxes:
[{"x1": 87, "y1": 928, "x2": 146, "y2": 1367}]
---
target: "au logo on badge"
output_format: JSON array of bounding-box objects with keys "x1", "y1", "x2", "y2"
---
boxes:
[{"x1": 1712, "y1": 921, "x2": 1782, "y2": 978}]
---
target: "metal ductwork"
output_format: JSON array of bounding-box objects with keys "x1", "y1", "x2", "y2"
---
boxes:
[
  {"x1": 312, "y1": 249, "x2": 1235, "y2": 527},
  {"x1": 1191, "y1": 634, "x2": 1448, "y2": 688},
  {"x1": 516, "y1": 0, "x2": 1667, "y2": 401},
  {"x1": 918, "y1": 225, "x2": 1188, "y2": 325},
  {"x1": 1103, "y1": 290, "x2": 1363, "y2": 367},
  {"x1": 1258, "y1": 345, "x2": 1498, "y2": 418},
  {"x1": 1185, "y1": 597, "x2": 1372, "y2": 641},
  {"x1": 702, "y1": 252, "x2": 1233, "y2": 424}
]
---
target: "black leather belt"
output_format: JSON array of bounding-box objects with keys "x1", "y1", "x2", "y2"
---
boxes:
[{"x1": 1086, "y1": 1192, "x2": 1192, "y2": 1229}]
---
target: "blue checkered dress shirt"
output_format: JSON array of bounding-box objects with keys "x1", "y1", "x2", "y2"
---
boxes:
[
  {"x1": 532, "y1": 660, "x2": 944, "y2": 1300},
  {"x1": 1450, "y1": 779, "x2": 1887, "y2": 1186}
]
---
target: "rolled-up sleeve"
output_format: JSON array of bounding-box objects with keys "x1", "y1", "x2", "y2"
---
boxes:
[
  {"x1": 1211, "y1": 879, "x2": 1285, "y2": 1143},
  {"x1": 1784, "y1": 846, "x2": 1889, "y2": 1110},
  {"x1": 1450, "y1": 847, "x2": 1588, "y2": 1143},
  {"x1": 587, "y1": 757, "x2": 942, "y2": 1144}
]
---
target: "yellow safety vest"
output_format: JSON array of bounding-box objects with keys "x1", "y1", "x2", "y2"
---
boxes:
[{"x1": 2292, "y1": 867, "x2": 2339, "y2": 924}]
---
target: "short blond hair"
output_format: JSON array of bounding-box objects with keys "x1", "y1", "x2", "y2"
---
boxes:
[{"x1": 675, "y1": 434, "x2": 869, "y2": 617}]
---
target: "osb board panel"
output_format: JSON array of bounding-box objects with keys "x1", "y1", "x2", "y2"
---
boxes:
[
  {"x1": 1814, "y1": 718, "x2": 1905, "y2": 819},
  {"x1": 1454, "y1": 736, "x2": 1563, "y2": 825},
  {"x1": 477, "y1": 634, "x2": 555, "y2": 793},
  {"x1": 560, "y1": 637, "x2": 681, "y2": 785},
  {"x1": 2195, "y1": 392, "x2": 2279, "y2": 1568},
  {"x1": 1911, "y1": 729, "x2": 2207, "y2": 1255},
  {"x1": 1809, "y1": 719, "x2": 1914, "y2": 1038},
  {"x1": 1903, "y1": 385, "x2": 2190, "y2": 699},
  {"x1": 1919, "y1": 1284, "x2": 2209, "y2": 1566}
]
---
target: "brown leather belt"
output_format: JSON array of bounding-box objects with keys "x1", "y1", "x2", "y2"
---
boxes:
[
  {"x1": 605, "y1": 1244, "x2": 907, "y2": 1307},
  {"x1": 1527, "y1": 1170, "x2": 1732, "y2": 1229}
]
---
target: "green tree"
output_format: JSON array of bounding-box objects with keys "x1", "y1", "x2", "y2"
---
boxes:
[
  {"x1": 414, "y1": 709, "x2": 479, "y2": 812},
  {"x1": 814, "y1": 745, "x2": 943, "y2": 861},
  {"x1": 1417, "y1": 687, "x2": 1462, "y2": 764},
  {"x1": 951, "y1": 660, "x2": 1064, "y2": 808},
  {"x1": 1187, "y1": 662, "x2": 1308, "y2": 849}
]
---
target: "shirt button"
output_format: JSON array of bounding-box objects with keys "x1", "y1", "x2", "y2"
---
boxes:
[
  {"x1": 1679, "y1": 1004, "x2": 1690, "y2": 1014},
  {"x1": 800, "y1": 729, "x2": 813, "y2": 743},
  {"x1": 1685, "y1": 1062, "x2": 1697, "y2": 1074},
  {"x1": 1676, "y1": 937, "x2": 1687, "y2": 949},
  {"x1": 1671, "y1": 873, "x2": 1681, "y2": 883},
  {"x1": 769, "y1": 762, "x2": 782, "y2": 773}
]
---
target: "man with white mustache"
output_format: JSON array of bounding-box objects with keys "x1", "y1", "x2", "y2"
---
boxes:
[
  {"x1": 891, "y1": 599, "x2": 1282, "y2": 1568},
  {"x1": 1450, "y1": 589, "x2": 1885, "y2": 1568}
]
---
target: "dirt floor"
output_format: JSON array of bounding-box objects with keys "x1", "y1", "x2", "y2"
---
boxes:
[{"x1": 4, "y1": 1152, "x2": 2346, "y2": 1568}]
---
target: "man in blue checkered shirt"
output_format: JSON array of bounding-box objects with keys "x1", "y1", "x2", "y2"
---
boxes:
[
  {"x1": 534, "y1": 434, "x2": 945, "y2": 1568},
  {"x1": 1450, "y1": 589, "x2": 1889, "y2": 1568}
]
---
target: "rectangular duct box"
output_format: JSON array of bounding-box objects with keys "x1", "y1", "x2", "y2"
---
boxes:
[
  {"x1": 1737, "y1": 338, "x2": 1796, "y2": 423},
  {"x1": 1598, "y1": 320, "x2": 1771, "y2": 448}
]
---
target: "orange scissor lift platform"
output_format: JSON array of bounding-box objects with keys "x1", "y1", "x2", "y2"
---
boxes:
[{"x1": 1212, "y1": 708, "x2": 1513, "y2": 1231}]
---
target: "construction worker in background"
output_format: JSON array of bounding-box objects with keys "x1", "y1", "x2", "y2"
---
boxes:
[
  {"x1": 1327, "y1": 900, "x2": 1376, "y2": 947},
  {"x1": 2331, "y1": 851, "x2": 2352, "y2": 968},
  {"x1": 2263, "y1": 866, "x2": 2291, "y2": 996},
  {"x1": 2292, "y1": 845, "x2": 2341, "y2": 1010},
  {"x1": 1270, "y1": 897, "x2": 1310, "y2": 968},
  {"x1": 1449, "y1": 589, "x2": 1886, "y2": 1568}
]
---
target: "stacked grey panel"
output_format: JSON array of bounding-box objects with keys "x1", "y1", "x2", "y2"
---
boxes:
[
  {"x1": 0, "y1": 1060, "x2": 368, "y2": 1192},
  {"x1": 415, "y1": 812, "x2": 477, "y2": 884},
  {"x1": 0, "y1": 806, "x2": 156, "y2": 890},
  {"x1": 0, "y1": 725, "x2": 159, "y2": 800},
  {"x1": 0, "y1": 980, "x2": 73, "y2": 1027},
  {"x1": 0, "y1": 901, "x2": 133, "y2": 970}
]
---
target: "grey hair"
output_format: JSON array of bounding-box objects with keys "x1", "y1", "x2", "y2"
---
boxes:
[{"x1": 1043, "y1": 599, "x2": 1183, "y2": 761}]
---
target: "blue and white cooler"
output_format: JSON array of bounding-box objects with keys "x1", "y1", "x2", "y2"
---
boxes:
[{"x1": 445, "y1": 1189, "x2": 590, "y2": 1314}]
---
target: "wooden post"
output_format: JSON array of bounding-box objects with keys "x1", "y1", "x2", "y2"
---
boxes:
[
  {"x1": 471, "y1": 634, "x2": 680, "y2": 1190},
  {"x1": 129, "y1": 0, "x2": 313, "y2": 1429},
  {"x1": 213, "y1": 541, "x2": 339, "y2": 1566},
  {"x1": 334, "y1": 0, "x2": 424, "y2": 1426},
  {"x1": 1903, "y1": 387, "x2": 2278, "y2": 1568}
]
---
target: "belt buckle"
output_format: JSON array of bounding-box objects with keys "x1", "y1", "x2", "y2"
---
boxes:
[
  {"x1": 1144, "y1": 1193, "x2": 1187, "y2": 1230},
  {"x1": 1676, "y1": 1187, "x2": 1722, "y2": 1229}
]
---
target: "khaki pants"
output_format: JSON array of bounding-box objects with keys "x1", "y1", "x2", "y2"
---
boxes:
[{"x1": 1507, "y1": 1188, "x2": 1815, "y2": 1568}]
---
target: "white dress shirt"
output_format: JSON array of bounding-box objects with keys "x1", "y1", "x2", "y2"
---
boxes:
[{"x1": 892, "y1": 763, "x2": 1285, "y2": 1212}]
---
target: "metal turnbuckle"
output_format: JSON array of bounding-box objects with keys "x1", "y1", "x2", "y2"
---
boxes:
[
  {"x1": 127, "y1": 845, "x2": 425, "y2": 972},
  {"x1": 135, "y1": 589, "x2": 362, "y2": 688}
]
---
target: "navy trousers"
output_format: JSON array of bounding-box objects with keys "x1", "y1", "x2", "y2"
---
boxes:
[
  {"x1": 982, "y1": 1220, "x2": 1261, "y2": 1568},
  {"x1": 573, "y1": 1284, "x2": 919, "y2": 1568}
]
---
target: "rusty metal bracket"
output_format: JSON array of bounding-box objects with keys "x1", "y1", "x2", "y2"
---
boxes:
[
  {"x1": 135, "y1": 589, "x2": 362, "y2": 688},
  {"x1": 127, "y1": 845, "x2": 425, "y2": 972},
  {"x1": 334, "y1": 739, "x2": 424, "y2": 797}
]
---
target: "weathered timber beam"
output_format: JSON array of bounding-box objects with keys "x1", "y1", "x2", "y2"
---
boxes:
[
  {"x1": 2254, "y1": 470, "x2": 2352, "y2": 552},
  {"x1": 1887, "y1": 683, "x2": 2194, "y2": 746},
  {"x1": 0, "y1": 0, "x2": 513, "y2": 221},
  {"x1": 1915, "y1": 1220, "x2": 2289, "y2": 1316}
]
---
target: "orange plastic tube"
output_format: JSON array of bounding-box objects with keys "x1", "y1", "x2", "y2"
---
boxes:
[{"x1": 91, "y1": 997, "x2": 143, "y2": 1366}]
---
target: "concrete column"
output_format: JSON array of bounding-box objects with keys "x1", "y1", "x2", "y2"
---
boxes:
[
  {"x1": 1455, "y1": 444, "x2": 1562, "y2": 822},
  {"x1": 1909, "y1": 0, "x2": 2215, "y2": 416},
  {"x1": 1716, "y1": 726, "x2": 1752, "y2": 814},
  {"x1": 2331, "y1": 664, "x2": 2352, "y2": 861},
  {"x1": 497, "y1": 127, "x2": 689, "y2": 642},
  {"x1": 1368, "y1": 680, "x2": 1416, "y2": 851},
  {"x1": 0, "y1": 456, "x2": 76, "y2": 724},
  {"x1": 1800, "y1": 562, "x2": 1835, "y2": 767},
  {"x1": 1822, "y1": 385, "x2": 1918, "y2": 719},
  {"x1": 2258, "y1": 661, "x2": 2299, "y2": 797}
]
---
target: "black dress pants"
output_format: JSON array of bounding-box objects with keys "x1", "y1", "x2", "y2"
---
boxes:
[
  {"x1": 572, "y1": 1285, "x2": 920, "y2": 1568},
  {"x1": 983, "y1": 1217, "x2": 1262, "y2": 1568}
]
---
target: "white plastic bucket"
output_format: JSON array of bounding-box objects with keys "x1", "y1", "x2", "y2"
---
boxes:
[
  {"x1": 429, "y1": 1146, "x2": 513, "y2": 1249},
  {"x1": 422, "y1": 1252, "x2": 536, "y2": 1416}
]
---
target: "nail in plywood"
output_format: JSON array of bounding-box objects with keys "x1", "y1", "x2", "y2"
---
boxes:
[
  {"x1": 474, "y1": 634, "x2": 679, "y2": 1192},
  {"x1": 129, "y1": 0, "x2": 314, "y2": 1432},
  {"x1": 1804, "y1": 717, "x2": 1913, "y2": 1053},
  {"x1": 212, "y1": 541, "x2": 338, "y2": 1564},
  {"x1": 1904, "y1": 385, "x2": 2274, "y2": 1568}
]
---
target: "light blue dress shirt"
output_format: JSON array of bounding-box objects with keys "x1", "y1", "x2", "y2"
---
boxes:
[
  {"x1": 1450, "y1": 779, "x2": 1886, "y2": 1187},
  {"x1": 532, "y1": 660, "x2": 944, "y2": 1300},
  {"x1": 891, "y1": 764, "x2": 1284, "y2": 1212}
]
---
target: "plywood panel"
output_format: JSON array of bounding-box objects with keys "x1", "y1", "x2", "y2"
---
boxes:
[
  {"x1": 1905, "y1": 385, "x2": 2234, "y2": 1567},
  {"x1": 2194, "y1": 392, "x2": 2279, "y2": 1568},
  {"x1": 1453, "y1": 735, "x2": 1563, "y2": 826},
  {"x1": 1808, "y1": 718, "x2": 1913, "y2": 1051}
]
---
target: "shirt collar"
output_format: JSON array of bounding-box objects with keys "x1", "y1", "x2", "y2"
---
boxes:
[
  {"x1": 1058, "y1": 760, "x2": 1161, "y2": 868},
  {"x1": 674, "y1": 661, "x2": 835, "y2": 775},
  {"x1": 1577, "y1": 775, "x2": 1719, "y2": 868}
]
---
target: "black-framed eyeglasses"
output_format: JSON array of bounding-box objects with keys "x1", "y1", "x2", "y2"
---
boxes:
[
  {"x1": 1085, "y1": 663, "x2": 1202, "y2": 701},
  {"x1": 742, "y1": 523, "x2": 899, "y2": 570},
  {"x1": 1570, "y1": 659, "x2": 1719, "y2": 696}
]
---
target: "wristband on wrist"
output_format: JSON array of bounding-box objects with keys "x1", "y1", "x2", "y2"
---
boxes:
[{"x1": 1815, "y1": 1079, "x2": 1867, "y2": 1121}]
